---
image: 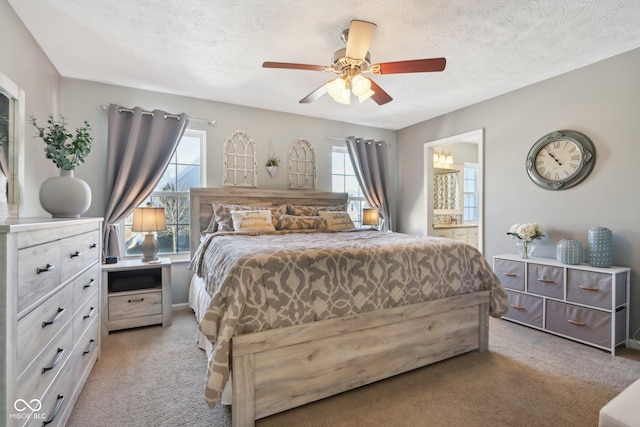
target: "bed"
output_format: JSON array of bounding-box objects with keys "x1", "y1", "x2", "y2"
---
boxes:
[{"x1": 188, "y1": 187, "x2": 509, "y2": 427}]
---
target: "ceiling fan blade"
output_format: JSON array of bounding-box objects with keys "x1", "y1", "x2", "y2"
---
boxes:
[
  {"x1": 262, "y1": 62, "x2": 327, "y2": 72},
  {"x1": 299, "y1": 83, "x2": 328, "y2": 104},
  {"x1": 368, "y1": 79, "x2": 393, "y2": 105},
  {"x1": 373, "y1": 58, "x2": 446, "y2": 74},
  {"x1": 345, "y1": 20, "x2": 377, "y2": 60}
]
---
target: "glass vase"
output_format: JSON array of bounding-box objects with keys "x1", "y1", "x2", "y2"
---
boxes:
[{"x1": 517, "y1": 240, "x2": 535, "y2": 259}]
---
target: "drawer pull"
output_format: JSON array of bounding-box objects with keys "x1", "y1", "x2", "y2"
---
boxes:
[
  {"x1": 510, "y1": 304, "x2": 526, "y2": 310},
  {"x1": 128, "y1": 298, "x2": 145, "y2": 303},
  {"x1": 502, "y1": 273, "x2": 518, "y2": 277},
  {"x1": 83, "y1": 278, "x2": 96, "y2": 289},
  {"x1": 42, "y1": 395, "x2": 65, "y2": 425},
  {"x1": 42, "y1": 348, "x2": 65, "y2": 374},
  {"x1": 42, "y1": 307, "x2": 65, "y2": 328},
  {"x1": 36, "y1": 263, "x2": 55, "y2": 274},
  {"x1": 567, "y1": 319, "x2": 586, "y2": 326},
  {"x1": 83, "y1": 306, "x2": 95, "y2": 319},
  {"x1": 83, "y1": 339, "x2": 96, "y2": 355},
  {"x1": 89, "y1": 243, "x2": 97, "y2": 249},
  {"x1": 70, "y1": 251, "x2": 81, "y2": 258},
  {"x1": 537, "y1": 278, "x2": 555, "y2": 283},
  {"x1": 578, "y1": 285, "x2": 600, "y2": 292}
]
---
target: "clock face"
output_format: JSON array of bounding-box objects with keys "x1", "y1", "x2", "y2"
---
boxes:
[
  {"x1": 526, "y1": 130, "x2": 595, "y2": 191},
  {"x1": 534, "y1": 139, "x2": 582, "y2": 182}
]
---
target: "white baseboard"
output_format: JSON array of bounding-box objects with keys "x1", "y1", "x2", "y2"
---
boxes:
[
  {"x1": 172, "y1": 303, "x2": 191, "y2": 312},
  {"x1": 628, "y1": 339, "x2": 640, "y2": 351}
]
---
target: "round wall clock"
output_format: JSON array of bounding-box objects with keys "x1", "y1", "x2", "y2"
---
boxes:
[{"x1": 525, "y1": 130, "x2": 596, "y2": 190}]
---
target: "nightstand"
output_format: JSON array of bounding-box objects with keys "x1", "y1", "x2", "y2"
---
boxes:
[{"x1": 101, "y1": 258, "x2": 172, "y2": 334}]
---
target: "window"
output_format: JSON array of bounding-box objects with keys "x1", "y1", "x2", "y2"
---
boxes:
[
  {"x1": 124, "y1": 130, "x2": 206, "y2": 257},
  {"x1": 331, "y1": 146, "x2": 369, "y2": 227},
  {"x1": 463, "y1": 164, "x2": 479, "y2": 222}
]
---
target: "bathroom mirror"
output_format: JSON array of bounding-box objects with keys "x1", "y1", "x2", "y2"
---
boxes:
[
  {"x1": 0, "y1": 70, "x2": 25, "y2": 217},
  {"x1": 433, "y1": 168, "x2": 463, "y2": 215}
]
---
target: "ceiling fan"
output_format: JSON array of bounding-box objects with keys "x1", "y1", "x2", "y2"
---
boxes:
[{"x1": 262, "y1": 19, "x2": 446, "y2": 105}]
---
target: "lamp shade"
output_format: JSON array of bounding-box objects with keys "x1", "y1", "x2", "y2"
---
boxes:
[
  {"x1": 132, "y1": 207, "x2": 167, "y2": 233},
  {"x1": 362, "y1": 208, "x2": 379, "y2": 226}
]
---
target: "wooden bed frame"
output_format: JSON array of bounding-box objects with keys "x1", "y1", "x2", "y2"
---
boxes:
[{"x1": 190, "y1": 187, "x2": 491, "y2": 427}]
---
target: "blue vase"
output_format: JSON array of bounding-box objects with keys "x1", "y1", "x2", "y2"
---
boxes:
[
  {"x1": 588, "y1": 227, "x2": 612, "y2": 268},
  {"x1": 557, "y1": 239, "x2": 583, "y2": 265}
]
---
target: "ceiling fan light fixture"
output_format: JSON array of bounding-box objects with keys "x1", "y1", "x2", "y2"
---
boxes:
[
  {"x1": 358, "y1": 89, "x2": 375, "y2": 103},
  {"x1": 351, "y1": 75, "x2": 371, "y2": 97}
]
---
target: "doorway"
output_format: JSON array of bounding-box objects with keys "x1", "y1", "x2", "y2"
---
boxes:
[{"x1": 424, "y1": 129, "x2": 484, "y2": 252}]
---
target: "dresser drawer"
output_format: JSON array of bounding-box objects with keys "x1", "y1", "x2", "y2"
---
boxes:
[
  {"x1": 17, "y1": 325, "x2": 72, "y2": 408},
  {"x1": 527, "y1": 264, "x2": 564, "y2": 299},
  {"x1": 17, "y1": 284, "x2": 73, "y2": 375},
  {"x1": 73, "y1": 290, "x2": 99, "y2": 348},
  {"x1": 567, "y1": 269, "x2": 626, "y2": 309},
  {"x1": 24, "y1": 359, "x2": 75, "y2": 427},
  {"x1": 18, "y1": 241, "x2": 61, "y2": 313},
  {"x1": 546, "y1": 300, "x2": 625, "y2": 348},
  {"x1": 72, "y1": 317, "x2": 100, "y2": 387},
  {"x1": 73, "y1": 263, "x2": 100, "y2": 311},
  {"x1": 494, "y1": 259, "x2": 525, "y2": 291},
  {"x1": 109, "y1": 290, "x2": 162, "y2": 321},
  {"x1": 504, "y1": 290, "x2": 543, "y2": 327},
  {"x1": 60, "y1": 230, "x2": 100, "y2": 283}
]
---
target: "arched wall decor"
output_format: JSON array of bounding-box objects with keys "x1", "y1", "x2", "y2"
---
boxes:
[
  {"x1": 223, "y1": 129, "x2": 257, "y2": 187},
  {"x1": 288, "y1": 138, "x2": 316, "y2": 189}
]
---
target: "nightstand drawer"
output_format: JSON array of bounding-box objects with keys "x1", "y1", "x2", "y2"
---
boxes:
[
  {"x1": 109, "y1": 290, "x2": 162, "y2": 321},
  {"x1": 494, "y1": 259, "x2": 525, "y2": 291},
  {"x1": 504, "y1": 290, "x2": 543, "y2": 328}
]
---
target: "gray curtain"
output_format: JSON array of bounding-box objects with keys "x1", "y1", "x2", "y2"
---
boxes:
[
  {"x1": 345, "y1": 137, "x2": 393, "y2": 231},
  {"x1": 103, "y1": 104, "x2": 189, "y2": 259}
]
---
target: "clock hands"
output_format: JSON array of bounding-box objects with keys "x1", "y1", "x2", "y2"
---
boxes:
[{"x1": 547, "y1": 151, "x2": 562, "y2": 166}]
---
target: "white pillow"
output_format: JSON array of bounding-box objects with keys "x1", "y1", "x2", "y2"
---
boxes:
[
  {"x1": 231, "y1": 210, "x2": 276, "y2": 232},
  {"x1": 318, "y1": 211, "x2": 355, "y2": 231}
]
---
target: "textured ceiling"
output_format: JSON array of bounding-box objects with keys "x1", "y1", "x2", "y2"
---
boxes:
[{"x1": 8, "y1": 0, "x2": 640, "y2": 130}]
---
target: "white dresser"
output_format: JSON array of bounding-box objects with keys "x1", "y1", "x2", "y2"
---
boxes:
[
  {"x1": 493, "y1": 254, "x2": 630, "y2": 354},
  {"x1": 0, "y1": 218, "x2": 102, "y2": 426}
]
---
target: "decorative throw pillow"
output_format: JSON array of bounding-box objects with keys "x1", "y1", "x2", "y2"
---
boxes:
[
  {"x1": 231, "y1": 210, "x2": 276, "y2": 232},
  {"x1": 318, "y1": 211, "x2": 356, "y2": 231},
  {"x1": 287, "y1": 204, "x2": 347, "y2": 216},
  {"x1": 212, "y1": 201, "x2": 273, "y2": 231},
  {"x1": 276, "y1": 215, "x2": 327, "y2": 230}
]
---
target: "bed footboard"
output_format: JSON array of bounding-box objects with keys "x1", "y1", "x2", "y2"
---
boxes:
[{"x1": 231, "y1": 290, "x2": 491, "y2": 426}]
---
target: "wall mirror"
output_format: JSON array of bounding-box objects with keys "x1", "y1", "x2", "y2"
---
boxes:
[
  {"x1": 433, "y1": 167, "x2": 463, "y2": 215},
  {"x1": 0, "y1": 70, "x2": 25, "y2": 217}
]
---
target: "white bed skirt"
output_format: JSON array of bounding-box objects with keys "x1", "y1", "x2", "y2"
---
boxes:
[{"x1": 188, "y1": 273, "x2": 233, "y2": 405}]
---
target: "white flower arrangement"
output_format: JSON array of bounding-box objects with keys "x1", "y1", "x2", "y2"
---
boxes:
[{"x1": 507, "y1": 223, "x2": 545, "y2": 242}]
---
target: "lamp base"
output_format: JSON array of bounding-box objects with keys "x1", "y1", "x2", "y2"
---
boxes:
[{"x1": 140, "y1": 233, "x2": 159, "y2": 262}]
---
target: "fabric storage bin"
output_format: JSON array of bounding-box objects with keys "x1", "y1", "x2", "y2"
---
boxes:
[
  {"x1": 504, "y1": 291, "x2": 543, "y2": 328},
  {"x1": 527, "y1": 264, "x2": 564, "y2": 299},
  {"x1": 494, "y1": 259, "x2": 525, "y2": 291}
]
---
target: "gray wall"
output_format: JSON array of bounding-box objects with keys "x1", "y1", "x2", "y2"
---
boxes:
[{"x1": 397, "y1": 47, "x2": 640, "y2": 342}]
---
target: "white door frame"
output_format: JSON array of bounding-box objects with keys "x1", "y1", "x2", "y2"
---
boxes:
[{"x1": 424, "y1": 128, "x2": 484, "y2": 253}]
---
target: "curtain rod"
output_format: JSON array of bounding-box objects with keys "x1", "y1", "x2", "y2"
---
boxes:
[
  {"x1": 100, "y1": 105, "x2": 216, "y2": 126},
  {"x1": 328, "y1": 136, "x2": 390, "y2": 147}
]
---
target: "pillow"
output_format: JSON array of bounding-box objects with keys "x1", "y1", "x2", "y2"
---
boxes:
[
  {"x1": 276, "y1": 214, "x2": 327, "y2": 231},
  {"x1": 212, "y1": 201, "x2": 281, "y2": 231},
  {"x1": 287, "y1": 204, "x2": 347, "y2": 216},
  {"x1": 318, "y1": 211, "x2": 356, "y2": 231},
  {"x1": 231, "y1": 210, "x2": 276, "y2": 232}
]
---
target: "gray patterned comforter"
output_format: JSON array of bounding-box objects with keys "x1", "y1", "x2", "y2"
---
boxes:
[{"x1": 189, "y1": 230, "x2": 509, "y2": 408}]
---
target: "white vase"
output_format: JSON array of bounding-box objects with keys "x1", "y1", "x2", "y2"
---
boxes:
[
  {"x1": 266, "y1": 165, "x2": 278, "y2": 177},
  {"x1": 39, "y1": 170, "x2": 91, "y2": 218}
]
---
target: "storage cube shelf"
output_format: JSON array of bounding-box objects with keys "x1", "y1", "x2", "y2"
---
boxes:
[{"x1": 493, "y1": 254, "x2": 630, "y2": 355}]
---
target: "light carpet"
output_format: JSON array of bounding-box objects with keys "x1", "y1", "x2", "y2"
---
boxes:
[{"x1": 67, "y1": 310, "x2": 640, "y2": 427}]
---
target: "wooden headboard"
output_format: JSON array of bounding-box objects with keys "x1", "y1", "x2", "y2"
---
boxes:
[{"x1": 189, "y1": 187, "x2": 348, "y2": 255}]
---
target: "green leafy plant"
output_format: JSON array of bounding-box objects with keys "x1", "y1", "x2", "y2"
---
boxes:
[
  {"x1": 266, "y1": 155, "x2": 280, "y2": 167},
  {"x1": 30, "y1": 114, "x2": 93, "y2": 170}
]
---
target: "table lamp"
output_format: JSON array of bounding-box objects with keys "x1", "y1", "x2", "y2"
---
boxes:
[
  {"x1": 132, "y1": 204, "x2": 166, "y2": 262},
  {"x1": 362, "y1": 207, "x2": 379, "y2": 230}
]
